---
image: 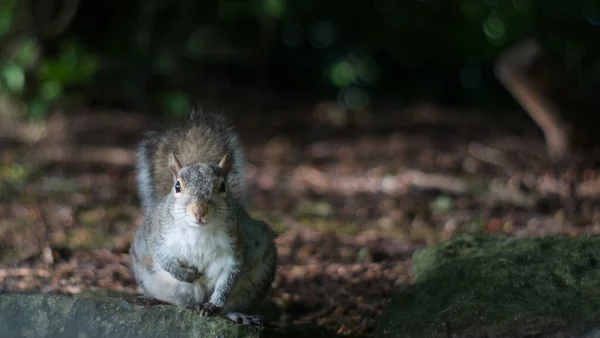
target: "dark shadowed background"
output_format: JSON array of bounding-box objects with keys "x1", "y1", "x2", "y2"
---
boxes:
[{"x1": 1, "y1": 0, "x2": 600, "y2": 115}]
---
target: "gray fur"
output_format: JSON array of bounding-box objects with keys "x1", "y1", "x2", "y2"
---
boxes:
[
  {"x1": 130, "y1": 186, "x2": 277, "y2": 321},
  {"x1": 130, "y1": 111, "x2": 276, "y2": 325},
  {"x1": 136, "y1": 131, "x2": 159, "y2": 217}
]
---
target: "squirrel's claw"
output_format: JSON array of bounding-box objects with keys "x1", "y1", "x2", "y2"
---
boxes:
[
  {"x1": 199, "y1": 302, "x2": 219, "y2": 316},
  {"x1": 226, "y1": 312, "x2": 263, "y2": 326}
]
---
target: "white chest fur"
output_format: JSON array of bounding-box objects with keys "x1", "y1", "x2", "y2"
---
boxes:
[{"x1": 163, "y1": 223, "x2": 235, "y2": 287}]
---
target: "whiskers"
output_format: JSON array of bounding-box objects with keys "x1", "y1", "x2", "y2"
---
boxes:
[
  {"x1": 208, "y1": 203, "x2": 230, "y2": 225},
  {"x1": 171, "y1": 208, "x2": 191, "y2": 224},
  {"x1": 170, "y1": 203, "x2": 231, "y2": 227}
]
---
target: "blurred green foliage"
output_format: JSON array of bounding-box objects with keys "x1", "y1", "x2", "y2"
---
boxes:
[
  {"x1": 1, "y1": 0, "x2": 600, "y2": 118},
  {"x1": 0, "y1": 0, "x2": 98, "y2": 119}
]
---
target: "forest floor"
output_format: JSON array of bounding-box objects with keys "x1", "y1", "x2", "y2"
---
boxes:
[{"x1": 1, "y1": 100, "x2": 600, "y2": 337}]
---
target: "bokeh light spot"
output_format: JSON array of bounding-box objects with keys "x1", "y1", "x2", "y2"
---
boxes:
[
  {"x1": 163, "y1": 92, "x2": 190, "y2": 116},
  {"x1": 512, "y1": 0, "x2": 532, "y2": 12},
  {"x1": 309, "y1": 21, "x2": 338, "y2": 49},
  {"x1": 2, "y1": 62, "x2": 24, "y2": 93},
  {"x1": 328, "y1": 55, "x2": 379, "y2": 88},
  {"x1": 349, "y1": 55, "x2": 379, "y2": 85},
  {"x1": 339, "y1": 86, "x2": 370, "y2": 110},
  {"x1": 39, "y1": 81, "x2": 63, "y2": 102},
  {"x1": 14, "y1": 38, "x2": 38, "y2": 67},
  {"x1": 329, "y1": 60, "x2": 356, "y2": 88},
  {"x1": 262, "y1": 0, "x2": 285, "y2": 18},
  {"x1": 483, "y1": 12, "x2": 506, "y2": 45}
]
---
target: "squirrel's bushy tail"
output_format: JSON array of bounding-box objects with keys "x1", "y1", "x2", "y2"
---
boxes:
[{"x1": 136, "y1": 131, "x2": 160, "y2": 217}]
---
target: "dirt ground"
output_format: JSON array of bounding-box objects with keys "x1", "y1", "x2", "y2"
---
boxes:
[{"x1": 1, "y1": 101, "x2": 600, "y2": 337}]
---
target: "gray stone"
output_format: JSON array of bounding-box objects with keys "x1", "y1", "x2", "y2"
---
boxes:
[
  {"x1": 0, "y1": 293, "x2": 335, "y2": 338},
  {"x1": 376, "y1": 233, "x2": 600, "y2": 338}
]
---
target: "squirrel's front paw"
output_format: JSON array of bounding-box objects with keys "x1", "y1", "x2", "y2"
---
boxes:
[
  {"x1": 199, "y1": 302, "x2": 219, "y2": 317},
  {"x1": 177, "y1": 260, "x2": 201, "y2": 282}
]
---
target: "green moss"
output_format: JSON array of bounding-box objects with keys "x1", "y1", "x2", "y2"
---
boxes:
[
  {"x1": 0, "y1": 293, "x2": 342, "y2": 338},
  {"x1": 377, "y1": 233, "x2": 600, "y2": 338},
  {"x1": 0, "y1": 293, "x2": 263, "y2": 337},
  {"x1": 78, "y1": 289, "x2": 140, "y2": 302}
]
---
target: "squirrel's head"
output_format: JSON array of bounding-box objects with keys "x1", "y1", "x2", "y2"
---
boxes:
[{"x1": 167, "y1": 152, "x2": 232, "y2": 227}]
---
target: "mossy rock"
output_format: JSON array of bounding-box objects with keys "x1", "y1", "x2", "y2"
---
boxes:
[
  {"x1": 77, "y1": 289, "x2": 284, "y2": 324},
  {"x1": 0, "y1": 293, "x2": 338, "y2": 338},
  {"x1": 376, "y1": 233, "x2": 600, "y2": 338}
]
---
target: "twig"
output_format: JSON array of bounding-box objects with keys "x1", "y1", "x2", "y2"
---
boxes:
[{"x1": 494, "y1": 39, "x2": 571, "y2": 162}]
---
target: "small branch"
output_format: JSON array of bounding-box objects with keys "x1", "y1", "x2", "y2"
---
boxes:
[{"x1": 494, "y1": 39, "x2": 571, "y2": 162}]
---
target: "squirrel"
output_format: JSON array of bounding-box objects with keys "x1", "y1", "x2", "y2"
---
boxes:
[{"x1": 129, "y1": 111, "x2": 277, "y2": 325}]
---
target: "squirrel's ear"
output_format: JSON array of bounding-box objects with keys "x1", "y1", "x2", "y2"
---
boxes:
[
  {"x1": 218, "y1": 153, "x2": 232, "y2": 177},
  {"x1": 168, "y1": 153, "x2": 182, "y2": 180}
]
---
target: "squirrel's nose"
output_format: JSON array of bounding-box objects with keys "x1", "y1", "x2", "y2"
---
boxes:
[{"x1": 191, "y1": 203, "x2": 209, "y2": 223}]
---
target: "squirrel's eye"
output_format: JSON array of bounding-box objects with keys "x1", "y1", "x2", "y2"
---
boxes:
[
  {"x1": 175, "y1": 180, "x2": 181, "y2": 193},
  {"x1": 219, "y1": 180, "x2": 226, "y2": 194}
]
